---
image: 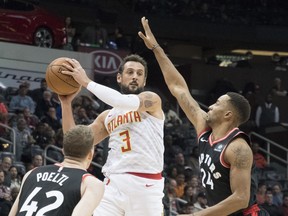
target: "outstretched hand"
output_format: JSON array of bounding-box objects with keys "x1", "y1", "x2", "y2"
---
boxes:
[
  {"x1": 61, "y1": 58, "x2": 91, "y2": 87},
  {"x1": 138, "y1": 17, "x2": 159, "y2": 50}
]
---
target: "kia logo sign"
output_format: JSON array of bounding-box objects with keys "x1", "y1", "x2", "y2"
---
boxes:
[{"x1": 91, "y1": 50, "x2": 123, "y2": 75}]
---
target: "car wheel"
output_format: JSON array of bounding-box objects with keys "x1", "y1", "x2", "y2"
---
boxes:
[{"x1": 34, "y1": 27, "x2": 54, "y2": 48}]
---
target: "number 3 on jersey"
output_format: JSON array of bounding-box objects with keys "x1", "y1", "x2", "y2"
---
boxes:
[
  {"x1": 119, "y1": 130, "x2": 132, "y2": 152},
  {"x1": 19, "y1": 187, "x2": 64, "y2": 216}
]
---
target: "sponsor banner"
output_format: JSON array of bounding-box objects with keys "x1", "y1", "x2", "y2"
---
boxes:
[
  {"x1": 0, "y1": 48, "x2": 129, "y2": 90},
  {"x1": 0, "y1": 67, "x2": 45, "y2": 89},
  {"x1": 87, "y1": 49, "x2": 129, "y2": 75}
]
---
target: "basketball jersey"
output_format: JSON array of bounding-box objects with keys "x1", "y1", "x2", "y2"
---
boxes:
[
  {"x1": 16, "y1": 164, "x2": 90, "y2": 216},
  {"x1": 102, "y1": 108, "x2": 164, "y2": 175},
  {"x1": 198, "y1": 128, "x2": 258, "y2": 215}
]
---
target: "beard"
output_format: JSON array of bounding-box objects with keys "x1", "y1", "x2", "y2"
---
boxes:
[{"x1": 120, "y1": 84, "x2": 144, "y2": 94}]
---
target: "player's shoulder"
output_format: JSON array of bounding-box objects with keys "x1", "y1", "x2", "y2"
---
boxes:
[
  {"x1": 141, "y1": 90, "x2": 160, "y2": 98},
  {"x1": 227, "y1": 137, "x2": 252, "y2": 154},
  {"x1": 82, "y1": 174, "x2": 103, "y2": 187},
  {"x1": 139, "y1": 90, "x2": 162, "y2": 105}
]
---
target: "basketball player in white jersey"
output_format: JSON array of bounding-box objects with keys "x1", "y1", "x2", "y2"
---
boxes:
[{"x1": 59, "y1": 54, "x2": 165, "y2": 216}]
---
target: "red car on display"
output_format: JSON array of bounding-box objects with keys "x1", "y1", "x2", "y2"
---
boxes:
[{"x1": 0, "y1": 0, "x2": 66, "y2": 48}]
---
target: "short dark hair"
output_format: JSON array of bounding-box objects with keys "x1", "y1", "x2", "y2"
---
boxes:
[
  {"x1": 63, "y1": 125, "x2": 94, "y2": 159},
  {"x1": 197, "y1": 192, "x2": 206, "y2": 198},
  {"x1": 227, "y1": 92, "x2": 251, "y2": 125},
  {"x1": 118, "y1": 54, "x2": 148, "y2": 77}
]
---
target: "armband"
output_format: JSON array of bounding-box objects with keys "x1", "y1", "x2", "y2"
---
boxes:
[{"x1": 87, "y1": 81, "x2": 140, "y2": 111}]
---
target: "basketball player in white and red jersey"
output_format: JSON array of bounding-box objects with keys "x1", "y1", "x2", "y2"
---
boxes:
[
  {"x1": 138, "y1": 17, "x2": 270, "y2": 216},
  {"x1": 60, "y1": 54, "x2": 165, "y2": 216}
]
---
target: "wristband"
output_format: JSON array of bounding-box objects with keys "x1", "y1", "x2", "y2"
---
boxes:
[{"x1": 151, "y1": 44, "x2": 160, "y2": 51}]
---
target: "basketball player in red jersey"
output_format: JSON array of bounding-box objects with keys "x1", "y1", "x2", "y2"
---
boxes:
[
  {"x1": 60, "y1": 54, "x2": 165, "y2": 216},
  {"x1": 138, "y1": 17, "x2": 270, "y2": 216},
  {"x1": 9, "y1": 125, "x2": 104, "y2": 216}
]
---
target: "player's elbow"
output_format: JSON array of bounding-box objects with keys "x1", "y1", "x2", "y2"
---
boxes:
[{"x1": 235, "y1": 193, "x2": 250, "y2": 209}]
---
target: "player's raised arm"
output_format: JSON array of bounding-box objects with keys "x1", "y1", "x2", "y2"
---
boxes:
[
  {"x1": 138, "y1": 17, "x2": 207, "y2": 133},
  {"x1": 58, "y1": 89, "x2": 80, "y2": 133}
]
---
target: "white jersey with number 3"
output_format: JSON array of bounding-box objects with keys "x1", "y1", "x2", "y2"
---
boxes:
[{"x1": 102, "y1": 108, "x2": 164, "y2": 176}]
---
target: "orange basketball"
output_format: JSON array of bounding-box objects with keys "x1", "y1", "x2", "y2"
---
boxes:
[{"x1": 45, "y1": 57, "x2": 80, "y2": 95}]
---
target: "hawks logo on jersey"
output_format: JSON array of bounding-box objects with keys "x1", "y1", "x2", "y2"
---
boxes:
[{"x1": 107, "y1": 111, "x2": 142, "y2": 133}]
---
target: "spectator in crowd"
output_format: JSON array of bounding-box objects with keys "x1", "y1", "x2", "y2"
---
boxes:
[
  {"x1": 163, "y1": 100, "x2": 182, "y2": 129},
  {"x1": 72, "y1": 95, "x2": 100, "y2": 119},
  {"x1": 80, "y1": 18, "x2": 108, "y2": 48},
  {"x1": 252, "y1": 141, "x2": 268, "y2": 170},
  {"x1": 12, "y1": 118, "x2": 35, "y2": 161},
  {"x1": 16, "y1": 81, "x2": 32, "y2": 97},
  {"x1": 0, "y1": 156, "x2": 12, "y2": 187},
  {"x1": 0, "y1": 95, "x2": 8, "y2": 115},
  {"x1": 241, "y1": 81, "x2": 261, "y2": 132},
  {"x1": 35, "y1": 90, "x2": 58, "y2": 118},
  {"x1": 255, "y1": 92, "x2": 280, "y2": 129},
  {"x1": 164, "y1": 134, "x2": 182, "y2": 165},
  {"x1": 181, "y1": 185, "x2": 195, "y2": 206},
  {"x1": 9, "y1": 166, "x2": 21, "y2": 189},
  {"x1": 256, "y1": 182, "x2": 267, "y2": 205},
  {"x1": 175, "y1": 173, "x2": 186, "y2": 198},
  {"x1": 271, "y1": 77, "x2": 287, "y2": 97},
  {"x1": 261, "y1": 190, "x2": 283, "y2": 216},
  {"x1": 0, "y1": 170, "x2": 11, "y2": 203},
  {"x1": 31, "y1": 154, "x2": 43, "y2": 168},
  {"x1": 32, "y1": 122, "x2": 52, "y2": 150},
  {"x1": 173, "y1": 152, "x2": 186, "y2": 174},
  {"x1": 0, "y1": 186, "x2": 19, "y2": 216},
  {"x1": 51, "y1": 92, "x2": 62, "y2": 121},
  {"x1": 64, "y1": 16, "x2": 77, "y2": 50},
  {"x1": 181, "y1": 202, "x2": 195, "y2": 214},
  {"x1": 30, "y1": 79, "x2": 48, "y2": 105},
  {"x1": 187, "y1": 175, "x2": 202, "y2": 201},
  {"x1": 193, "y1": 192, "x2": 209, "y2": 213},
  {"x1": 272, "y1": 182, "x2": 284, "y2": 206},
  {"x1": 9, "y1": 83, "x2": 35, "y2": 114},
  {"x1": 22, "y1": 107, "x2": 39, "y2": 131},
  {"x1": 46, "y1": 128, "x2": 64, "y2": 163},
  {"x1": 185, "y1": 146, "x2": 200, "y2": 176},
  {"x1": 74, "y1": 107, "x2": 93, "y2": 125},
  {"x1": 162, "y1": 180, "x2": 171, "y2": 216},
  {"x1": 0, "y1": 97, "x2": 9, "y2": 144},
  {"x1": 40, "y1": 107, "x2": 62, "y2": 132},
  {"x1": 113, "y1": 26, "x2": 129, "y2": 49},
  {"x1": 164, "y1": 178, "x2": 181, "y2": 214},
  {"x1": 281, "y1": 193, "x2": 288, "y2": 216}
]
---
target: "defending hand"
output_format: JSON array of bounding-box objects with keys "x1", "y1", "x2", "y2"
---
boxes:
[{"x1": 138, "y1": 17, "x2": 159, "y2": 51}]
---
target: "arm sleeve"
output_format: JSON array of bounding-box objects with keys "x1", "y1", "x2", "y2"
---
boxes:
[{"x1": 87, "y1": 81, "x2": 140, "y2": 111}]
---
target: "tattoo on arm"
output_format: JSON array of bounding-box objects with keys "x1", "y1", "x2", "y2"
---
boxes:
[
  {"x1": 144, "y1": 100, "x2": 155, "y2": 108},
  {"x1": 179, "y1": 92, "x2": 197, "y2": 114},
  {"x1": 141, "y1": 92, "x2": 156, "y2": 108},
  {"x1": 231, "y1": 146, "x2": 251, "y2": 169}
]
